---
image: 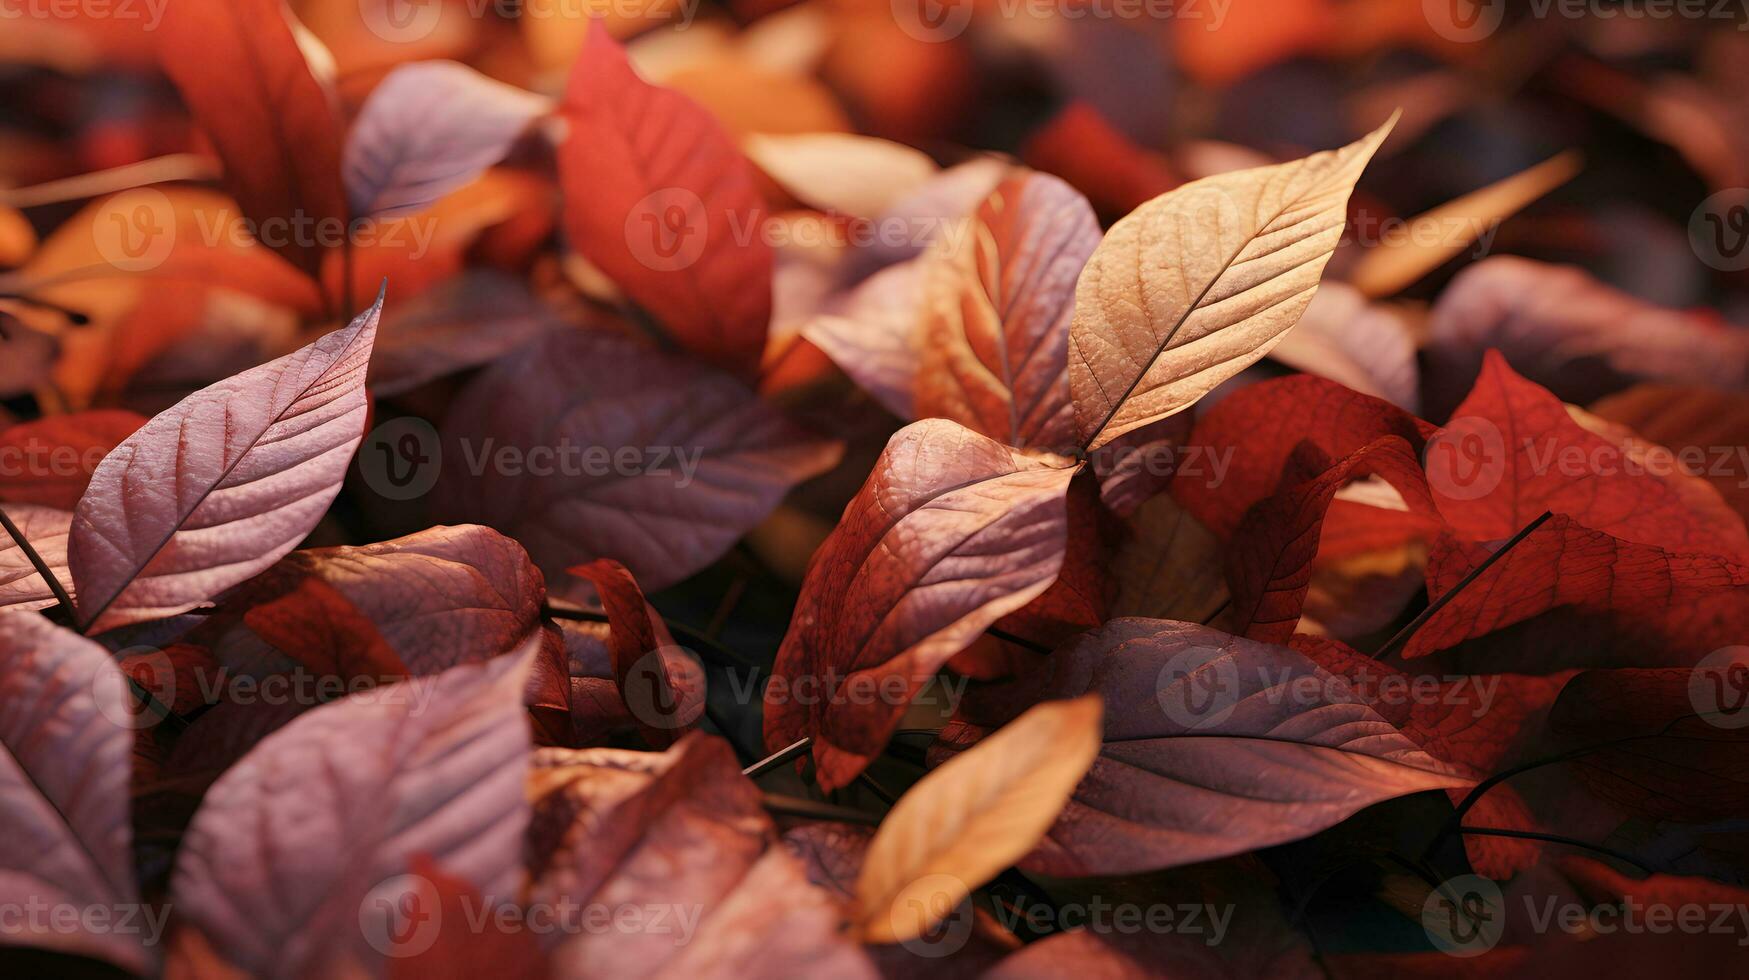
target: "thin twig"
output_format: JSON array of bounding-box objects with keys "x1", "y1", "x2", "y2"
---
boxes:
[
  {"x1": 1374, "y1": 510, "x2": 1553, "y2": 660},
  {"x1": 1459, "y1": 826, "x2": 1651, "y2": 874},
  {"x1": 986, "y1": 627, "x2": 1050, "y2": 655},
  {"x1": 743, "y1": 737, "x2": 811, "y2": 778}
]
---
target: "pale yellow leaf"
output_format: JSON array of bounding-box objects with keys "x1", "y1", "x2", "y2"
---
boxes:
[
  {"x1": 853, "y1": 694, "x2": 1102, "y2": 944},
  {"x1": 1069, "y1": 116, "x2": 1395, "y2": 452},
  {"x1": 746, "y1": 132, "x2": 937, "y2": 219},
  {"x1": 1349, "y1": 150, "x2": 1582, "y2": 298}
]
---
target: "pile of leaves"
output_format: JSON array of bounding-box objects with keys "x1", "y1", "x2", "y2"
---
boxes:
[{"x1": 3, "y1": 1, "x2": 1749, "y2": 977}]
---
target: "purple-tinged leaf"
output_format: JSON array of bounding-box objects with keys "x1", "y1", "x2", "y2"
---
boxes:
[
  {"x1": 345, "y1": 61, "x2": 552, "y2": 219},
  {"x1": 68, "y1": 291, "x2": 383, "y2": 633}
]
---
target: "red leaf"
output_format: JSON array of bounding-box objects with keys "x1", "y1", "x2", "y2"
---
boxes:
[
  {"x1": 1546, "y1": 663, "x2": 1749, "y2": 821},
  {"x1": 1173, "y1": 374, "x2": 1435, "y2": 538},
  {"x1": 558, "y1": 23, "x2": 773, "y2": 378},
  {"x1": 387, "y1": 856, "x2": 550, "y2": 980},
  {"x1": 67, "y1": 292, "x2": 382, "y2": 633},
  {"x1": 1290, "y1": 634, "x2": 1567, "y2": 781},
  {"x1": 763, "y1": 418, "x2": 1078, "y2": 791},
  {"x1": 0, "y1": 613, "x2": 148, "y2": 973},
  {"x1": 170, "y1": 647, "x2": 537, "y2": 977},
  {"x1": 567, "y1": 559, "x2": 704, "y2": 747},
  {"x1": 1226, "y1": 436, "x2": 1436, "y2": 643},
  {"x1": 153, "y1": 0, "x2": 347, "y2": 276},
  {"x1": 0, "y1": 410, "x2": 145, "y2": 509},
  {"x1": 1021, "y1": 103, "x2": 1180, "y2": 218},
  {"x1": 1404, "y1": 515, "x2": 1749, "y2": 668},
  {"x1": 1428, "y1": 350, "x2": 1749, "y2": 561},
  {"x1": 933, "y1": 619, "x2": 1466, "y2": 876},
  {"x1": 435, "y1": 328, "x2": 841, "y2": 594},
  {"x1": 914, "y1": 173, "x2": 1099, "y2": 450}
]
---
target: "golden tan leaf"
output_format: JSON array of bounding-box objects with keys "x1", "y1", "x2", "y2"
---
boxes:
[
  {"x1": 1069, "y1": 117, "x2": 1395, "y2": 453},
  {"x1": 853, "y1": 694, "x2": 1102, "y2": 944}
]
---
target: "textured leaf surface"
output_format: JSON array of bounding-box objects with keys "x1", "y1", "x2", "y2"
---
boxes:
[
  {"x1": 68, "y1": 293, "x2": 382, "y2": 632},
  {"x1": 171, "y1": 647, "x2": 536, "y2": 978},
  {"x1": 1069, "y1": 119, "x2": 1393, "y2": 451},
  {"x1": 915, "y1": 173, "x2": 1099, "y2": 450},
  {"x1": 935, "y1": 619, "x2": 1467, "y2": 876},
  {"x1": 0, "y1": 614, "x2": 144, "y2": 972},
  {"x1": 763, "y1": 418, "x2": 1077, "y2": 791},
  {"x1": 855, "y1": 695, "x2": 1102, "y2": 943},
  {"x1": 436, "y1": 328, "x2": 840, "y2": 594}
]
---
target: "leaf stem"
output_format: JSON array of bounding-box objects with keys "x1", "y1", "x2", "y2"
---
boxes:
[{"x1": 1373, "y1": 510, "x2": 1553, "y2": 660}]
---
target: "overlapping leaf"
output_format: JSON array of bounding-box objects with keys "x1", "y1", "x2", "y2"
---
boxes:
[
  {"x1": 68, "y1": 291, "x2": 382, "y2": 633},
  {"x1": 763, "y1": 418, "x2": 1078, "y2": 791}
]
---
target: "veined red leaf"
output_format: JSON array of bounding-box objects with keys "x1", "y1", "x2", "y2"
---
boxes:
[
  {"x1": 567, "y1": 559, "x2": 703, "y2": 748},
  {"x1": 1068, "y1": 118, "x2": 1394, "y2": 452},
  {"x1": 68, "y1": 291, "x2": 383, "y2": 633},
  {"x1": 0, "y1": 613, "x2": 147, "y2": 973},
  {"x1": 763, "y1": 418, "x2": 1078, "y2": 791},
  {"x1": 0, "y1": 410, "x2": 145, "y2": 509},
  {"x1": 206, "y1": 524, "x2": 547, "y2": 674},
  {"x1": 1547, "y1": 665, "x2": 1749, "y2": 822},
  {"x1": 1429, "y1": 350, "x2": 1749, "y2": 561},
  {"x1": 934, "y1": 619, "x2": 1467, "y2": 876},
  {"x1": 434, "y1": 328, "x2": 841, "y2": 594},
  {"x1": 170, "y1": 646, "x2": 536, "y2": 977},
  {"x1": 153, "y1": 0, "x2": 347, "y2": 276},
  {"x1": 345, "y1": 61, "x2": 553, "y2": 218},
  {"x1": 0, "y1": 503, "x2": 71, "y2": 611},
  {"x1": 1404, "y1": 515, "x2": 1749, "y2": 668},
  {"x1": 558, "y1": 24, "x2": 773, "y2": 378},
  {"x1": 915, "y1": 173, "x2": 1099, "y2": 450}
]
